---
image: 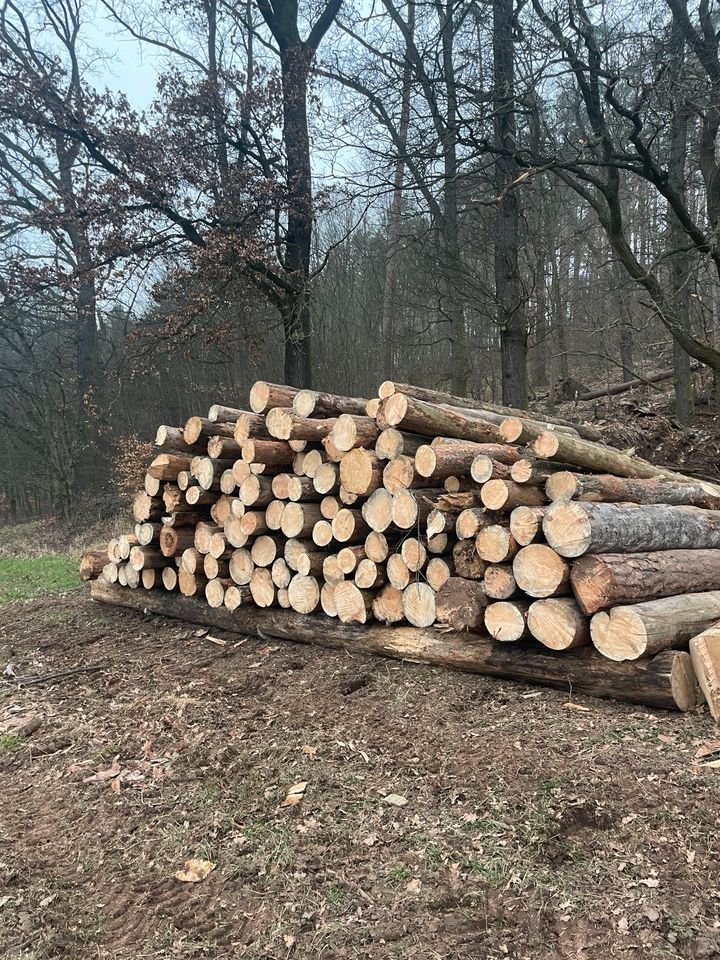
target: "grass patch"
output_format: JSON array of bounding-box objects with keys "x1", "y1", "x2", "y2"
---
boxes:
[
  {"x1": 0, "y1": 734, "x2": 21, "y2": 751},
  {"x1": 0, "y1": 555, "x2": 81, "y2": 603}
]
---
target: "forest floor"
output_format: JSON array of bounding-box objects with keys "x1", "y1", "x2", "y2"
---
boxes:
[{"x1": 1, "y1": 581, "x2": 719, "y2": 960}]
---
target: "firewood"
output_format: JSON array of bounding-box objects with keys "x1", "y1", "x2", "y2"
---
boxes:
[
  {"x1": 484, "y1": 600, "x2": 531, "y2": 642},
  {"x1": 509, "y1": 506, "x2": 545, "y2": 546},
  {"x1": 527, "y1": 598, "x2": 591, "y2": 651},
  {"x1": 251, "y1": 535, "x2": 283, "y2": 567},
  {"x1": 386, "y1": 553, "x2": 410, "y2": 589},
  {"x1": 293, "y1": 389, "x2": 368, "y2": 418},
  {"x1": 452, "y1": 539, "x2": 486, "y2": 579},
  {"x1": 79, "y1": 550, "x2": 108, "y2": 581},
  {"x1": 229, "y1": 548, "x2": 254, "y2": 585},
  {"x1": 337, "y1": 544, "x2": 366, "y2": 574},
  {"x1": 362, "y1": 488, "x2": 394, "y2": 532},
  {"x1": 571, "y1": 549, "x2": 720, "y2": 615},
  {"x1": 402, "y1": 582, "x2": 436, "y2": 627},
  {"x1": 332, "y1": 508, "x2": 369, "y2": 543},
  {"x1": 329, "y1": 414, "x2": 380, "y2": 452},
  {"x1": 426, "y1": 557, "x2": 453, "y2": 591},
  {"x1": 545, "y1": 471, "x2": 720, "y2": 509},
  {"x1": 321, "y1": 583, "x2": 338, "y2": 617},
  {"x1": 313, "y1": 462, "x2": 340, "y2": 496},
  {"x1": 249, "y1": 568, "x2": 275, "y2": 607},
  {"x1": 591, "y1": 592, "x2": 720, "y2": 661},
  {"x1": 266, "y1": 408, "x2": 338, "y2": 441},
  {"x1": 470, "y1": 457, "x2": 512, "y2": 483},
  {"x1": 282, "y1": 502, "x2": 324, "y2": 539},
  {"x1": 483, "y1": 564, "x2": 519, "y2": 600},
  {"x1": 234, "y1": 412, "x2": 272, "y2": 443},
  {"x1": 372, "y1": 585, "x2": 405, "y2": 624},
  {"x1": 249, "y1": 381, "x2": 301, "y2": 413},
  {"x1": 544, "y1": 501, "x2": 720, "y2": 558},
  {"x1": 689, "y1": 625, "x2": 720, "y2": 721},
  {"x1": 241, "y1": 438, "x2": 294, "y2": 467},
  {"x1": 335, "y1": 581, "x2": 374, "y2": 623},
  {"x1": 340, "y1": 449, "x2": 383, "y2": 495},
  {"x1": 355, "y1": 558, "x2": 386, "y2": 589},
  {"x1": 401, "y1": 537, "x2": 427, "y2": 573},
  {"x1": 272, "y1": 557, "x2": 292, "y2": 589},
  {"x1": 481, "y1": 479, "x2": 546, "y2": 512},
  {"x1": 475, "y1": 526, "x2": 518, "y2": 563},
  {"x1": 435, "y1": 577, "x2": 487, "y2": 631},
  {"x1": 375, "y1": 429, "x2": 424, "y2": 461},
  {"x1": 287, "y1": 575, "x2": 321, "y2": 613},
  {"x1": 512, "y1": 544, "x2": 570, "y2": 598}
]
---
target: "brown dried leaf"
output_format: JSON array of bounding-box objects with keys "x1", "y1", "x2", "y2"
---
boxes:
[
  {"x1": 175, "y1": 858, "x2": 216, "y2": 883},
  {"x1": 280, "y1": 781, "x2": 308, "y2": 807}
]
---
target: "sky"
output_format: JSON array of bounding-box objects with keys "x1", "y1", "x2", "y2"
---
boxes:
[{"x1": 82, "y1": 9, "x2": 162, "y2": 110}]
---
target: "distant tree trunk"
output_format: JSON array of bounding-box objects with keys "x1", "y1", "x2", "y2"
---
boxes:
[
  {"x1": 493, "y1": 0, "x2": 527, "y2": 407},
  {"x1": 552, "y1": 250, "x2": 570, "y2": 380},
  {"x1": 668, "y1": 15, "x2": 693, "y2": 423},
  {"x1": 381, "y1": 0, "x2": 415, "y2": 380},
  {"x1": 533, "y1": 242, "x2": 548, "y2": 388}
]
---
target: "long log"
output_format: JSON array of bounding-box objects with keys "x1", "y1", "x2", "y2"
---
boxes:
[
  {"x1": 79, "y1": 550, "x2": 108, "y2": 581},
  {"x1": 266, "y1": 409, "x2": 338, "y2": 442},
  {"x1": 382, "y1": 396, "x2": 504, "y2": 441},
  {"x1": 689, "y1": 625, "x2": 720, "y2": 722},
  {"x1": 574, "y1": 365, "x2": 697, "y2": 401},
  {"x1": 293, "y1": 390, "x2": 368, "y2": 418},
  {"x1": 249, "y1": 381, "x2": 301, "y2": 413},
  {"x1": 544, "y1": 501, "x2": 720, "y2": 558},
  {"x1": 155, "y1": 425, "x2": 204, "y2": 455},
  {"x1": 590, "y1": 591, "x2": 720, "y2": 661},
  {"x1": 329, "y1": 414, "x2": 381, "y2": 452},
  {"x1": 571, "y1": 549, "x2": 720, "y2": 615},
  {"x1": 545, "y1": 472, "x2": 720, "y2": 509},
  {"x1": 90, "y1": 580, "x2": 701, "y2": 711},
  {"x1": 415, "y1": 441, "x2": 520, "y2": 480}
]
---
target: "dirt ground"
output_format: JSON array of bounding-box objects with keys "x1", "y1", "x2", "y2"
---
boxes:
[{"x1": 1, "y1": 588, "x2": 719, "y2": 960}]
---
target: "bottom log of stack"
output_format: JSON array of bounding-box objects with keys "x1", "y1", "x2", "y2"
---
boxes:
[{"x1": 91, "y1": 579, "x2": 700, "y2": 712}]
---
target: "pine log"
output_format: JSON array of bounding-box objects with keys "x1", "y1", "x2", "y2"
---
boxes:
[
  {"x1": 145, "y1": 473, "x2": 161, "y2": 497},
  {"x1": 265, "y1": 500, "x2": 286, "y2": 531},
  {"x1": 129, "y1": 546, "x2": 166, "y2": 571},
  {"x1": 571, "y1": 549, "x2": 720, "y2": 615},
  {"x1": 148, "y1": 453, "x2": 191, "y2": 481},
  {"x1": 427, "y1": 533, "x2": 448, "y2": 555},
  {"x1": 485, "y1": 600, "x2": 531, "y2": 642},
  {"x1": 241, "y1": 438, "x2": 294, "y2": 467},
  {"x1": 339, "y1": 486, "x2": 360, "y2": 506},
  {"x1": 271, "y1": 557, "x2": 292, "y2": 589},
  {"x1": 513, "y1": 544, "x2": 570, "y2": 598},
  {"x1": 320, "y1": 495, "x2": 340, "y2": 519},
  {"x1": 162, "y1": 567, "x2": 178, "y2": 591},
  {"x1": 455, "y1": 507, "x2": 495, "y2": 540},
  {"x1": 382, "y1": 455, "x2": 426, "y2": 493},
  {"x1": 229, "y1": 549, "x2": 254, "y2": 585},
  {"x1": 313, "y1": 462, "x2": 339, "y2": 496},
  {"x1": 79, "y1": 550, "x2": 108, "y2": 581},
  {"x1": 159, "y1": 526, "x2": 196, "y2": 558},
  {"x1": 452, "y1": 540, "x2": 486, "y2": 579},
  {"x1": 250, "y1": 535, "x2": 282, "y2": 567},
  {"x1": 91, "y1": 580, "x2": 701, "y2": 711},
  {"x1": 208, "y1": 436, "x2": 243, "y2": 460},
  {"x1": 208, "y1": 403, "x2": 246, "y2": 423},
  {"x1": 332, "y1": 508, "x2": 369, "y2": 543},
  {"x1": 500, "y1": 417, "x2": 579, "y2": 445},
  {"x1": 107, "y1": 538, "x2": 122, "y2": 564},
  {"x1": 234, "y1": 412, "x2": 272, "y2": 443},
  {"x1": 249, "y1": 568, "x2": 275, "y2": 607},
  {"x1": 185, "y1": 486, "x2": 217, "y2": 507},
  {"x1": 194, "y1": 522, "x2": 220, "y2": 555},
  {"x1": 184, "y1": 417, "x2": 235, "y2": 444},
  {"x1": 156, "y1": 425, "x2": 203, "y2": 455},
  {"x1": 401, "y1": 537, "x2": 427, "y2": 573},
  {"x1": 365, "y1": 531, "x2": 393, "y2": 563},
  {"x1": 321, "y1": 436, "x2": 345, "y2": 462},
  {"x1": 178, "y1": 569, "x2": 207, "y2": 597},
  {"x1": 591, "y1": 592, "x2": 720, "y2": 661},
  {"x1": 322, "y1": 555, "x2": 345, "y2": 585},
  {"x1": 544, "y1": 501, "x2": 720, "y2": 558},
  {"x1": 391, "y1": 488, "x2": 471, "y2": 530},
  {"x1": 224, "y1": 584, "x2": 252, "y2": 611},
  {"x1": 266, "y1": 408, "x2": 338, "y2": 442},
  {"x1": 204, "y1": 555, "x2": 230, "y2": 580},
  {"x1": 527, "y1": 598, "x2": 591, "y2": 651},
  {"x1": 386, "y1": 553, "x2": 410, "y2": 590},
  {"x1": 117, "y1": 564, "x2": 128, "y2": 587},
  {"x1": 209, "y1": 532, "x2": 228, "y2": 560},
  {"x1": 133, "y1": 492, "x2": 163, "y2": 522},
  {"x1": 483, "y1": 564, "x2": 520, "y2": 600},
  {"x1": 336, "y1": 544, "x2": 366, "y2": 574},
  {"x1": 476, "y1": 526, "x2": 519, "y2": 564},
  {"x1": 689, "y1": 625, "x2": 720, "y2": 721},
  {"x1": 282, "y1": 503, "x2": 325, "y2": 539},
  {"x1": 481, "y1": 479, "x2": 546, "y2": 512},
  {"x1": 545, "y1": 471, "x2": 720, "y2": 509},
  {"x1": 377, "y1": 381, "x2": 601, "y2": 439},
  {"x1": 509, "y1": 506, "x2": 546, "y2": 546},
  {"x1": 426, "y1": 508, "x2": 452, "y2": 538},
  {"x1": 372, "y1": 585, "x2": 405, "y2": 624},
  {"x1": 383, "y1": 395, "x2": 503, "y2": 441},
  {"x1": 443, "y1": 476, "x2": 477, "y2": 493},
  {"x1": 312, "y1": 520, "x2": 334, "y2": 547},
  {"x1": 277, "y1": 588, "x2": 291, "y2": 609},
  {"x1": 510, "y1": 459, "x2": 569, "y2": 485},
  {"x1": 224, "y1": 516, "x2": 248, "y2": 549},
  {"x1": 435, "y1": 577, "x2": 487, "y2": 631},
  {"x1": 136, "y1": 522, "x2": 161, "y2": 546},
  {"x1": 531, "y1": 431, "x2": 720, "y2": 496},
  {"x1": 125, "y1": 565, "x2": 140, "y2": 588},
  {"x1": 339, "y1": 449, "x2": 383, "y2": 496},
  {"x1": 301, "y1": 448, "x2": 324, "y2": 477},
  {"x1": 212, "y1": 495, "x2": 234, "y2": 525},
  {"x1": 415, "y1": 441, "x2": 521, "y2": 480},
  {"x1": 366, "y1": 397, "x2": 381, "y2": 418},
  {"x1": 402, "y1": 582, "x2": 436, "y2": 627},
  {"x1": 249, "y1": 381, "x2": 301, "y2": 413},
  {"x1": 329, "y1": 414, "x2": 381, "y2": 452},
  {"x1": 102, "y1": 562, "x2": 119, "y2": 583},
  {"x1": 205, "y1": 577, "x2": 233, "y2": 609},
  {"x1": 426, "y1": 557, "x2": 454, "y2": 591},
  {"x1": 293, "y1": 389, "x2": 368, "y2": 418},
  {"x1": 239, "y1": 474, "x2": 274, "y2": 508},
  {"x1": 180, "y1": 548, "x2": 202, "y2": 574},
  {"x1": 375, "y1": 429, "x2": 425, "y2": 461},
  {"x1": 163, "y1": 484, "x2": 184, "y2": 512},
  {"x1": 238, "y1": 510, "x2": 269, "y2": 537},
  {"x1": 355, "y1": 558, "x2": 386, "y2": 589},
  {"x1": 470, "y1": 457, "x2": 511, "y2": 484},
  {"x1": 195, "y1": 457, "x2": 233, "y2": 491},
  {"x1": 334, "y1": 581, "x2": 374, "y2": 623},
  {"x1": 320, "y1": 582, "x2": 338, "y2": 617},
  {"x1": 232, "y1": 460, "x2": 252, "y2": 486},
  {"x1": 362, "y1": 488, "x2": 394, "y2": 532},
  {"x1": 287, "y1": 574, "x2": 321, "y2": 614}
]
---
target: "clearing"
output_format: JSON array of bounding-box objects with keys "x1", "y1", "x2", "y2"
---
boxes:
[{"x1": 0, "y1": 571, "x2": 718, "y2": 959}]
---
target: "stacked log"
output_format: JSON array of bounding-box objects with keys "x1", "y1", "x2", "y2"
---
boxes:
[{"x1": 82, "y1": 379, "x2": 720, "y2": 718}]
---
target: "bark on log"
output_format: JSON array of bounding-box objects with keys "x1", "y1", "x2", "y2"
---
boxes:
[
  {"x1": 481, "y1": 480, "x2": 546, "y2": 512},
  {"x1": 415, "y1": 441, "x2": 519, "y2": 480},
  {"x1": 513, "y1": 544, "x2": 571, "y2": 598},
  {"x1": 372, "y1": 585, "x2": 405, "y2": 624},
  {"x1": 208, "y1": 404, "x2": 246, "y2": 423},
  {"x1": 590, "y1": 591, "x2": 720, "y2": 661},
  {"x1": 156, "y1": 425, "x2": 203, "y2": 455},
  {"x1": 544, "y1": 501, "x2": 720, "y2": 558},
  {"x1": 90, "y1": 580, "x2": 701, "y2": 710},
  {"x1": 383, "y1": 395, "x2": 503, "y2": 441},
  {"x1": 184, "y1": 417, "x2": 235, "y2": 444},
  {"x1": 452, "y1": 539, "x2": 487, "y2": 580},
  {"x1": 241, "y1": 439, "x2": 294, "y2": 467},
  {"x1": 545, "y1": 472, "x2": 720, "y2": 509},
  {"x1": 689, "y1": 625, "x2": 720, "y2": 721},
  {"x1": 435, "y1": 577, "x2": 487, "y2": 631},
  {"x1": 148, "y1": 454, "x2": 191, "y2": 481},
  {"x1": 234, "y1": 413, "x2": 273, "y2": 443},
  {"x1": 79, "y1": 550, "x2": 108, "y2": 581},
  {"x1": 527, "y1": 598, "x2": 591, "y2": 651},
  {"x1": 571, "y1": 549, "x2": 720, "y2": 615},
  {"x1": 574, "y1": 365, "x2": 697, "y2": 401},
  {"x1": 500, "y1": 417, "x2": 578, "y2": 445},
  {"x1": 249, "y1": 381, "x2": 301, "y2": 413},
  {"x1": 207, "y1": 436, "x2": 244, "y2": 460},
  {"x1": 293, "y1": 390, "x2": 368, "y2": 418},
  {"x1": 266, "y1": 409, "x2": 337, "y2": 442},
  {"x1": 483, "y1": 564, "x2": 520, "y2": 600}
]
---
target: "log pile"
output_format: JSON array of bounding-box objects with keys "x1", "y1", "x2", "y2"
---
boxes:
[{"x1": 82, "y1": 379, "x2": 720, "y2": 719}]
